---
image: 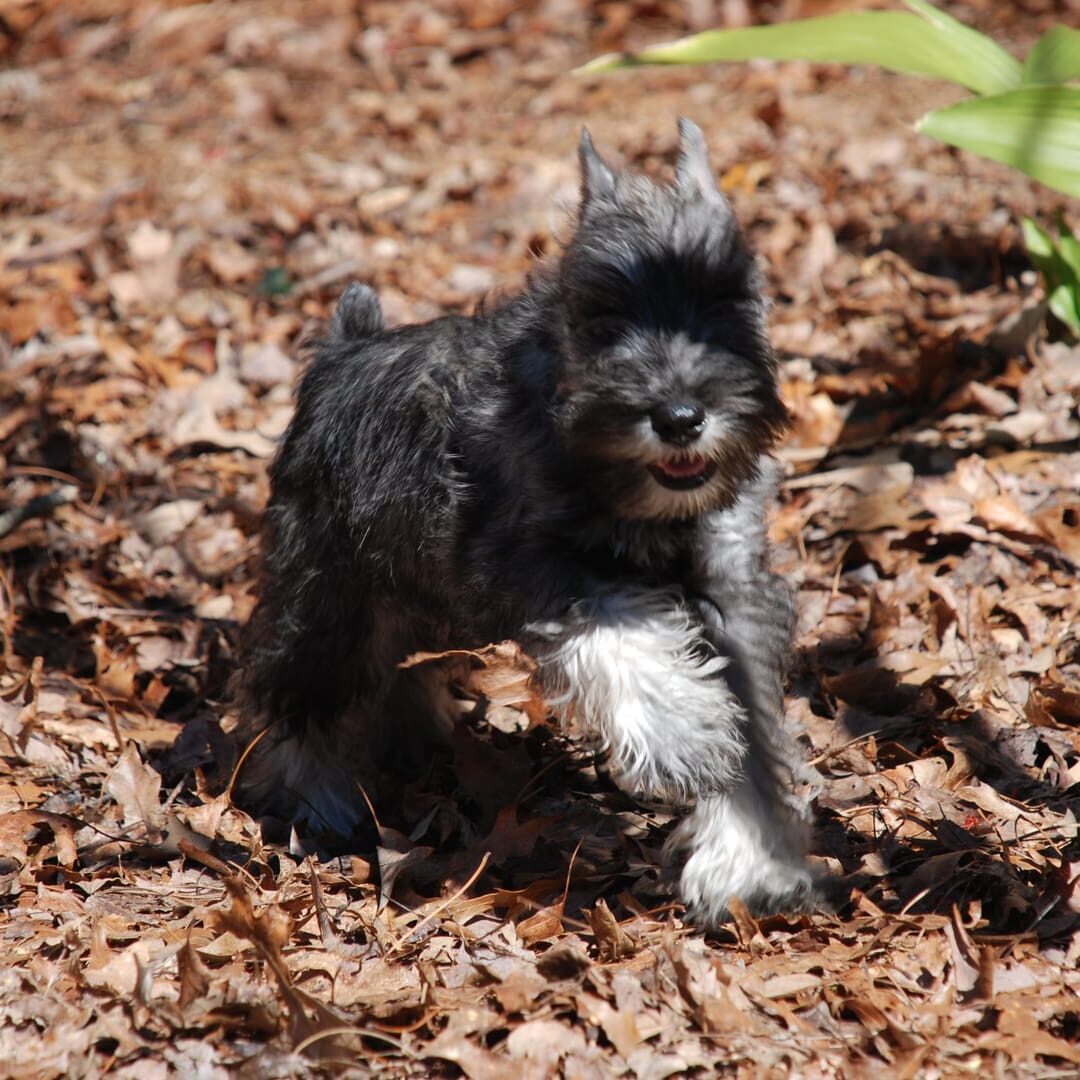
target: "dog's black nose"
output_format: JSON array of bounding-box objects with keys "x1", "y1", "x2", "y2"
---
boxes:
[{"x1": 651, "y1": 402, "x2": 707, "y2": 444}]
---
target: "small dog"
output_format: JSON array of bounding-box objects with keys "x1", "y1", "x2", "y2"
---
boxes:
[{"x1": 233, "y1": 119, "x2": 820, "y2": 923}]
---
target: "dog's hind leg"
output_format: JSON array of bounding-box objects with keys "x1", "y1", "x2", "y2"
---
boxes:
[{"x1": 374, "y1": 661, "x2": 460, "y2": 777}]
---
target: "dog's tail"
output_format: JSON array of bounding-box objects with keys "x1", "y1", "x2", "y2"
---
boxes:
[{"x1": 331, "y1": 282, "x2": 384, "y2": 340}]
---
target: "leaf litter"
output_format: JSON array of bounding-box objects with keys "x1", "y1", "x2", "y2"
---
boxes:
[{"x1": 1, "y1": 1, "x2": 1079, "y2": 1076}]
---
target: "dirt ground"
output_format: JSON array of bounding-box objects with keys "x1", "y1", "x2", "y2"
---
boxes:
[{"x1": 2, "y1": 1, "x2": 1080, "y2": 1076}]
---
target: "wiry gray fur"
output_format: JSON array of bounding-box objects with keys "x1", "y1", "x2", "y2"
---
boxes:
[{"x1": 233, "y1": 119, "x2": 822, "y2": 923}]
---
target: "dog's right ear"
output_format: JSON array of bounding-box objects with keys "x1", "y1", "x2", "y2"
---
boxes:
[
  {"x1": 579, "y1": 128, "x2": 617, "y2": 208},
  {"x1": 675, "y1": 118, "x2": 725, "y2": 207}
]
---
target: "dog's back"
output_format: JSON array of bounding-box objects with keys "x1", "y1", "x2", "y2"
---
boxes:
[{"x1": 232, "y1": 288, "x2": 555, "y2": 827}]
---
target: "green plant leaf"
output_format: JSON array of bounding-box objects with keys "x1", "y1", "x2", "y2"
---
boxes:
[
  {"x1": 578, "y1": 9, "x2": 1022, "y2": 96},
  {"x1": 1021, "y1": 217, "x2": 1057, "y2": 264},
  {"x1": 1021, "y1": 217, "x2": 1080, "y2": 336},
  {"x1": 1022, "y1": 26, "x2": 1080, "y2": 86},
  {"x1": 902, "y1": 0, "x2": 1022, "y2": 93},
  {"x1": 259, "y1": 267, "x2": 292, "y2": 297},
  {"x1": 1047, "y1": 283, "x2": 1080, "y2": 335},
  {"x1": 918, "y1": 86, "x2": 1080, "y2": 196},
  {"x1": 1055, "y1": 221, "x2": 1080, "y2": 279}
]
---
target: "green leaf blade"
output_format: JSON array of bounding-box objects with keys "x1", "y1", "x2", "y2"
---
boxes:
[
  {"x1": 902, "y1": 0, "x2": 1022, "y2": 93},
  {"x1": 1022, "y1": 26, "x2": 1080, "y2": 86},
  {"x1": 1047, "y1": 283, "x2": 1080, "y2": 335},
  {"x1": 578, "y1": 10, "x2": 1021, "y2": 96},
  {"x1": 1021, "y1": 217, "x2": 1057, "y2": 263},
  {"x1": 919, "y1": 86, "x2": 1080, "y2": 197},
  {"x1": 1055, "y1": 225, "x2": 1080, "y2": 279}
]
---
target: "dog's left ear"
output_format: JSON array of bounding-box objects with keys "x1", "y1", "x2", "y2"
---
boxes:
[
  {"x1": 579, "y1": 128, "x2": 617, "y2": 209},
  {"x1": 675, "y1": 118, "x2": 725, "y2": 206}
]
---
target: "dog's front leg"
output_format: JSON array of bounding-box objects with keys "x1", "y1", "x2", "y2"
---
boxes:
[
  {"x1": 528, "y1": 585, "x2": 747, "y2": 807},
  {"x1": 668, "y1": 458, "x2": 820, "y2": 921}
]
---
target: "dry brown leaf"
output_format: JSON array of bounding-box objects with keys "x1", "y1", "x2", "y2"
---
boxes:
[
  {"x1": 535, "y1": 942, "x2": 589, "y2": 980},
  {"x1": 376, "y1": 825, "x2": 436, "y2": 913},
  {"x1": 517, "y1": 901, "x2": 566, "y2": 948},
  {"x1": 588, "y1": 896, "x2": 635, "y2": 962},
  {"x1": 177, "y1": 939, "x2": 213, "y2": 1008},
  {"x1": 104, "y1": 741, "x2": 163, "y2": 830},
  {"x1": 0, "y1": 809, "x2": 80, "y2": 868}
]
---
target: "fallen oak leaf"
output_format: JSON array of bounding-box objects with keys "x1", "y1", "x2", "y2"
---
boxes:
[
  {"x1": 168, "y1": 390, "x2": 276, "y2": 458},
  {"x1": 449, "y1": 879, "x2": 562, "y2": 923},
  {"x1": 516, "y1": 899, "x2": 565, "y2": 947},
  {"x1": 466, "y1": 641, "x2": 548, "y2": 731},
  {"x1": 308, "y1": 859, "x2": 366, "y2": 959},
  {"x1": 341, "y1": 772, "x2": 437, "y2": 913},
  {"x1": 666, "y1": 942, "x2": 753, "y2": 1035},
  {"x1": 177, "y1": 937, "x2": 213, "y2": 1009},
  {"x1": 726, "y1": 895, "x2": 768, "y2": 954},
  {"x1": 0, "y1": 655, "x2": 42, "y2": 754},
  {"x1": 490, "y1": 967, "x2": 546, "y2": 1014},
  {"x1": 92, "y1": 631, "x2": 141, "y2": 702},
  {"x1": 505, "y1": 1018, "x2": 587, "y2": 1066},
  {"x1": 401, "y1": 640, "x2": 549, "y2": 732},
  {"x1": 424, "y1": 1031, "x2": 507, "y2": 1080},
  {"x1": 945, "y1": 903, "x2": 995, "y2": 1002},
  {"x1": 757, "y1": 972, "x2": 822, "y2": 1000},
  {"x1": 177, "y1": 835, "x2": 232, "y2": 876},
  {"x1": 973, "y1": 494, "x2": 1051, "y2": 543},
  {"x1": 209, "y1": 878, "x2": 293, "y2": 969},
  {"x1": 0, "y1": 809, "x2": 81, "y2": 868},
  {"x1": 991, "y1": 1003, "x2": 1080, "y2": 1066},
  {"x1": 587, "y1": 896, "x2": 636, "y2": 962},
  {"x1": 785, "y1": 461, "x2": 914, "y2": 494},
  {"x1": 1034, "y1": 501, "x2": 1080, "y2": 563},
  {"x1": 104, "y1": 740, "x2": 163, "y2": 831},
  {"x1": 578, "y1": 992, "x2": 641, "y2": 1060},
  {"x1": 535, "y1": 941, "x2": 590, "y2": 980},
  {"x1": 387, "y1": 851, "x2": 490, "y2": 956},
  {"x1": 474, "y1": 803, "x2": 549, "y2": 863},
  {"x1": 209, "y1": 878, "x2": 390, "y2": 1059},
  {"x1": 376, "y1": 825, "x2": 436, "y2": 914},
  {"x1": 516, "y1": 836, "x2": 582, "y2": 947}
]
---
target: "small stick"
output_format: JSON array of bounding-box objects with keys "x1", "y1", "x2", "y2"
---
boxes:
[{"x1": 0, "y1": 484, "x2": 79, "y2": 540}]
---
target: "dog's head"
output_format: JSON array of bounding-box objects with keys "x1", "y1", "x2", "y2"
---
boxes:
[{"x1": 553, "y1": 119, "x2": 787, "y2": 521}]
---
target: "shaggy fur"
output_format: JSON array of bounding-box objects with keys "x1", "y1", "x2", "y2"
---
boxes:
[{"x1": 233, "y1": 119, "x2": 821, "y2": 923}]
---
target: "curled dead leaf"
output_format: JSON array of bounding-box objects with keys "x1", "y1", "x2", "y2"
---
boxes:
[
  {"x1": 587, "y1": 897, "x2": 635, "y2": 962},
  {"x1": 517, "y1": 900, "x2": 565, "y2": 948}
]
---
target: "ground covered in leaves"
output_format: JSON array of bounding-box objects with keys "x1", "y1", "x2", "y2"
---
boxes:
[{"x1": 2, "y1": 1, "x2": 1080, "y2": 1076}]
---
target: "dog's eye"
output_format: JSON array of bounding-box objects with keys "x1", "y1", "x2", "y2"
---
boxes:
[{"x1": 583, "y1": 316, "x2": 625, "y2": 348}]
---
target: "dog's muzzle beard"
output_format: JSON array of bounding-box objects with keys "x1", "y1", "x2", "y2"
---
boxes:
[
  {"x1": 571, "y1": 427, "x2": 768, "y2": 523},
  {"x1": 582, "y1": 454, "x2": 729, "y2": 522}
]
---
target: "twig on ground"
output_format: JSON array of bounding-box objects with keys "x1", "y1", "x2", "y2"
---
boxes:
[{"x1": 0, "y1": 484, "x2": 79, "y2": 541}]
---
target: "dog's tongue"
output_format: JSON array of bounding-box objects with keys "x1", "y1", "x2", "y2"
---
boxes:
[{"x1": 657, "y1": 456, "x2": 709, "y2": 479}]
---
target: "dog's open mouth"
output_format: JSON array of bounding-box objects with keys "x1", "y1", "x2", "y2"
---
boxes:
[{"x1": 648, "y1": 455, "x2": 716, "y2": 491}]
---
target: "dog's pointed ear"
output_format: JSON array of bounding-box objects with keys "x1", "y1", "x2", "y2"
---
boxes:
[
  {"x1": 675, "y1": 118, "x2": 723, "y2": 204},
  {"x1": 579, "y1": 128, "x2": 616, "y2": 207}
]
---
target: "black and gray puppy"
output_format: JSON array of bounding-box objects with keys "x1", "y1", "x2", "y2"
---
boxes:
[{"x1": 234, "y1": 119, "x2": 819, "y2": 922}]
